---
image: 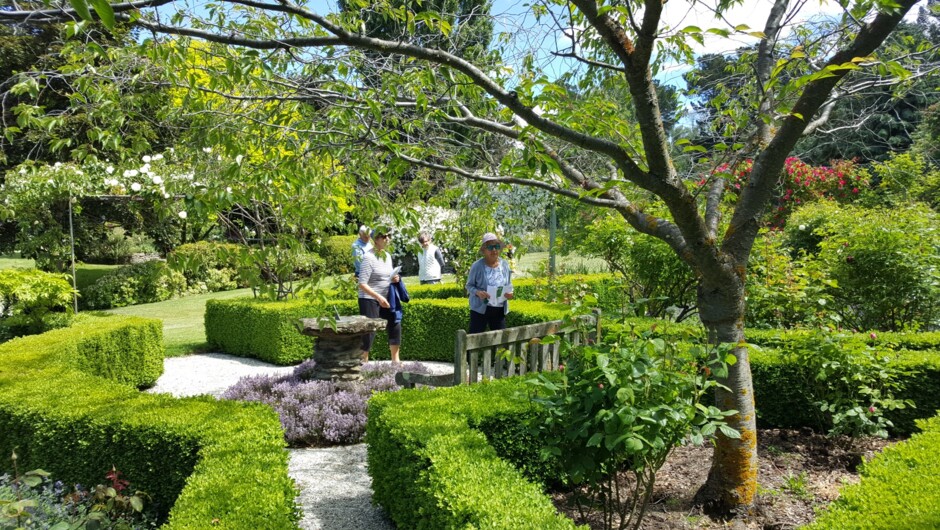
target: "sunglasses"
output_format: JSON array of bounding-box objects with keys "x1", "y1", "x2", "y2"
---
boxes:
[{"x1": 484, "y1": 244, "x2": 501, "y2": 251}]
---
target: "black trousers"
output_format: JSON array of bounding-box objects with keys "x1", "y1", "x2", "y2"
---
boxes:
[
  {"x1": 358, "y1": 298, "x2": 402, "y2": 352},
  {"x1": 469, "y1": 305, "x2": 506, "y2": 334}
]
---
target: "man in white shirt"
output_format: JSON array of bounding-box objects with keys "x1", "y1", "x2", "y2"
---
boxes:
[
  {"x1": 351, "y1": 225, "x2": 372, "y2": 279},
  {"x1": 416, "y1": 232, "x2": 445, "y2": 284}
]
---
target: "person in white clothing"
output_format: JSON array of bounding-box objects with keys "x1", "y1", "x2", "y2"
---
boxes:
[{"x1": 416, "y1": 232, "x2": 445, "y2": 285}]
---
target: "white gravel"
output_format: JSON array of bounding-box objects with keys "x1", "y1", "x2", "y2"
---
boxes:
[{"x1": 147, "y1": 353, "x2": 455, "y2": 529}]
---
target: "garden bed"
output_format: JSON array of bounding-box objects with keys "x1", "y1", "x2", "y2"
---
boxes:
[{"x1": 551, "y1": 428, "x2": 895, "y2": 529}]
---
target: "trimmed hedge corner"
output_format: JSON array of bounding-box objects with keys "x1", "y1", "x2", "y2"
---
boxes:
[
  {"x1": 805, "y1": 412, "x2": 940, "y2": 530},
  {"x1": 0, "y1": 315, "x2": 299, "y2": 529},
  {"x1": 366, "y1": 377, "x2": 581, "y2": 529}
]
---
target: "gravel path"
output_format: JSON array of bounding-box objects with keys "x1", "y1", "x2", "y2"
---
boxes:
[{"x1": 147, "y1": 353, "x2": 454, "y2": 529}]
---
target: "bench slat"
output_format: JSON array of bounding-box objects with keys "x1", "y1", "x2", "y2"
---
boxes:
[
  {"x1": 395, "y1": 371, "x2": 457, "y2": 389},
  {"x1": 469, "y1": 349, "x2": 479, "y2": 384}
]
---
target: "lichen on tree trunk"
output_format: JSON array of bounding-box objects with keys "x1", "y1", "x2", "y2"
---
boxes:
[{"x1": 694, "y1": 276, "x2": 758, "y2": 512}]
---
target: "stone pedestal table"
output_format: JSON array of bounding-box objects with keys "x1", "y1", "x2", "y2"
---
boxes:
[{"x1": 297, "y1": 315, "x2": 387, "y2": 381}]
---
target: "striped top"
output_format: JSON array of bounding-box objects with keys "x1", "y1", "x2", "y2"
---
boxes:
[{"x1": 357, "y1": 250, "x2": 393, "y2": 301}]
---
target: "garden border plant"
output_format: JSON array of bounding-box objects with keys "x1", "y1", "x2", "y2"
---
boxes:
[{"x1": 0, "y1": 314, "x2": 299, "y2": 529}]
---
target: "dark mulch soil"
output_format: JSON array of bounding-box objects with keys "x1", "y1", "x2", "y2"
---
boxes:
[{"x1": 551, "y1": 428, "x2": 896, "y2": 530}]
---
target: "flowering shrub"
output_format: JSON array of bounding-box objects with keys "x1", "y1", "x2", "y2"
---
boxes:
[
  {"x1": 707, "y1": 157, "x2": 868, "y2": 227},
  {"x1": 222, "y1": 360, "x2": 431, "y2": 446}
]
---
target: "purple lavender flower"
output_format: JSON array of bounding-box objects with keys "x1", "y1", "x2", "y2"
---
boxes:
[{"x1": 222, "y1": 361, "x2": 433, "y2": 447}]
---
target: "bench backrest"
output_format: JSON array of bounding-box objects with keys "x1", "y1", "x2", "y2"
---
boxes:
[{"x1": 395, "y1": 311, "x2": 599, "y2": 388}]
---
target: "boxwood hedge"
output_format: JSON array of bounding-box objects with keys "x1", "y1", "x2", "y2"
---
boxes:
[
  {"x1": 806, "y1": 413, "x2": 940, "y2": 530},
  {"x1": 366, "y1": 377, "x2": 581, "y2": 530},
  {"x1": 205, "y1": 296, "x2": 571, "y2": 365},
  {"x1": 0, "y1": 314, "x2": 299, "y2": 529}
]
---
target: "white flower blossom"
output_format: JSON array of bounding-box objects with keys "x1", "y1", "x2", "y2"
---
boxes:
[
  {"x1": 54, "y1": 162, "x2": 62, "y2": 168},
  {"x1": 226, "y1": 187, "x2": 232, "y2": 193},
  {"x1": 799, "y1": 224, "x2": 806, "y2": 231},
  {"x1": 163, "y1": 192, "x2": 171, "y2": 199},
  {"x1": 123, "y1": 169, "x2": 139, "y2": 178},
  {"x1": 106, "y1": 166, "x2": 114, "y2": 174},
  {"x1": 19, "y1": 168, "x2": 27, "y2": 175},
  {"x1": 217, "y1": 155, "x2": 222, "y2": 161},
  {"x1": 153, "y1": 154, "x2": 163, "y2": 161},
  {"x1": 131, "y1": 183, "x2": 142, "y2": 192},
  {"x1": 140, "y1": 164, "x2": 151, "y2": 174},
  {"x1": 235, "y1": 155, "x2": 243, "y2": 165},
  {"x1": 152, "y1": 176, "x2": 163, "y2": 185},
  {"x1": 169, "y1": 148, "x2": 175, "y2": 154},
  {"x1": 202, "y1": 147, "x2": 212, "y2": 154},
  {"x1": 178, "y1": 211, "x2": 188, "y2": 219},
  {"x1": 142, "y1": 155, "x2": 152, "y2": 163}
]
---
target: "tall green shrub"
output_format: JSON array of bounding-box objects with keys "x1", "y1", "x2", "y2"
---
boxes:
[
  {"x1": 321, "y1": 235, "x2": 357, "y2": 275},
  {"x1": 745, "y1": 229, "x2": 834, "y2": 329},
  {"x1": 562, "y1": 214, "x2": 696, "y2": 320},
  {"x1": 785, "y1": 202, "x2": 940, "y2": 331},
  {"x1": 83, "y1": 261, "x2": 187, "y2": 309},
  {"x1": 822, "y1": 205, "x2": 938, "y2": 331},
  {"x1": 167, "y1": 241, "x2": 243, "y2": 292}
]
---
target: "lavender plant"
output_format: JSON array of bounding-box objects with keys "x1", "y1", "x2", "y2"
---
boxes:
[{"x1": 222, "y1": 360, "x2": 431, "y2": 446}]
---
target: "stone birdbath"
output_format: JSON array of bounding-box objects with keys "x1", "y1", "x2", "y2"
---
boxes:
[{"x1": 297, "y1": 315, "x2": 387, "y2": 381}]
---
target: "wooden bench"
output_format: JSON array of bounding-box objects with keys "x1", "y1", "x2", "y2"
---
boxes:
[{"x1": 395, "y1": 311, "x2": 600, "y2": 388}]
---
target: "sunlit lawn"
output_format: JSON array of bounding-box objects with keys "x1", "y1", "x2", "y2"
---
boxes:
[
  {"x1": 514, "y1": 251, "x2": 607, "y2": 277},
  {"x1": 74, "y1": 263, "x2": 121, "y2": 291},
  {"x1": 103, "y1": 288, "x2": 254, "y2": 357},
  {"x1": 0, "y1": 254, "x2": 35, "y2": 269}
]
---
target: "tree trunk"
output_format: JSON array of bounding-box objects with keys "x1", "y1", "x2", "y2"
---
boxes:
[{"x1": 694, "y1": 271, "x2": 758, "y2": 512}]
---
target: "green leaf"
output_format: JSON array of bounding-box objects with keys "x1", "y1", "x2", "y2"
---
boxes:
[
  {"x1": 130, "y1": 495, "x2": 144, "y2": 512},
  {"x1": 69, "y1": 0, "x2": 93, "y2": 21},
  {"x1": 587, "y1": 432, "x2": 604, "y2": 447},
  {"x1": 718, "y1": 424, "x2": 741, "y2": 439},
  {"x1": 89, "y1": 0, "x2": 116, "y2": 29}
]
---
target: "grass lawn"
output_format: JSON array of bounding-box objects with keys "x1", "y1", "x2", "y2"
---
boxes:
[
  {"x1": 103, "y1": 288, "x2": 253, "y2": 357},
  {"x1": 74, "y1": 263, "x2": 121, "y2": 291},
  {"x1": 0, "y1": 254, "x2": 35, "y2": 269},
  {"x1": 514, "y1": 251, "x2": 607, "y2": 277}
]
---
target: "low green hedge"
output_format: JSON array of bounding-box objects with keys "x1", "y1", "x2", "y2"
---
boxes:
[
  {"x1": 205, "y1": 297, "x2": 570, "y2": 365},
  {"x1": 805, "y1": 412, "x2": 940, "y2": 530},
  {"x1": 0, "y1": 315, "x2": 299, "y2": 529},
  {"x1": 749, "y1": 347, "x2": 940, "y2": 436},
  {"x1": 366, "y1": 377, "x2": 581, "y2": 529}
]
